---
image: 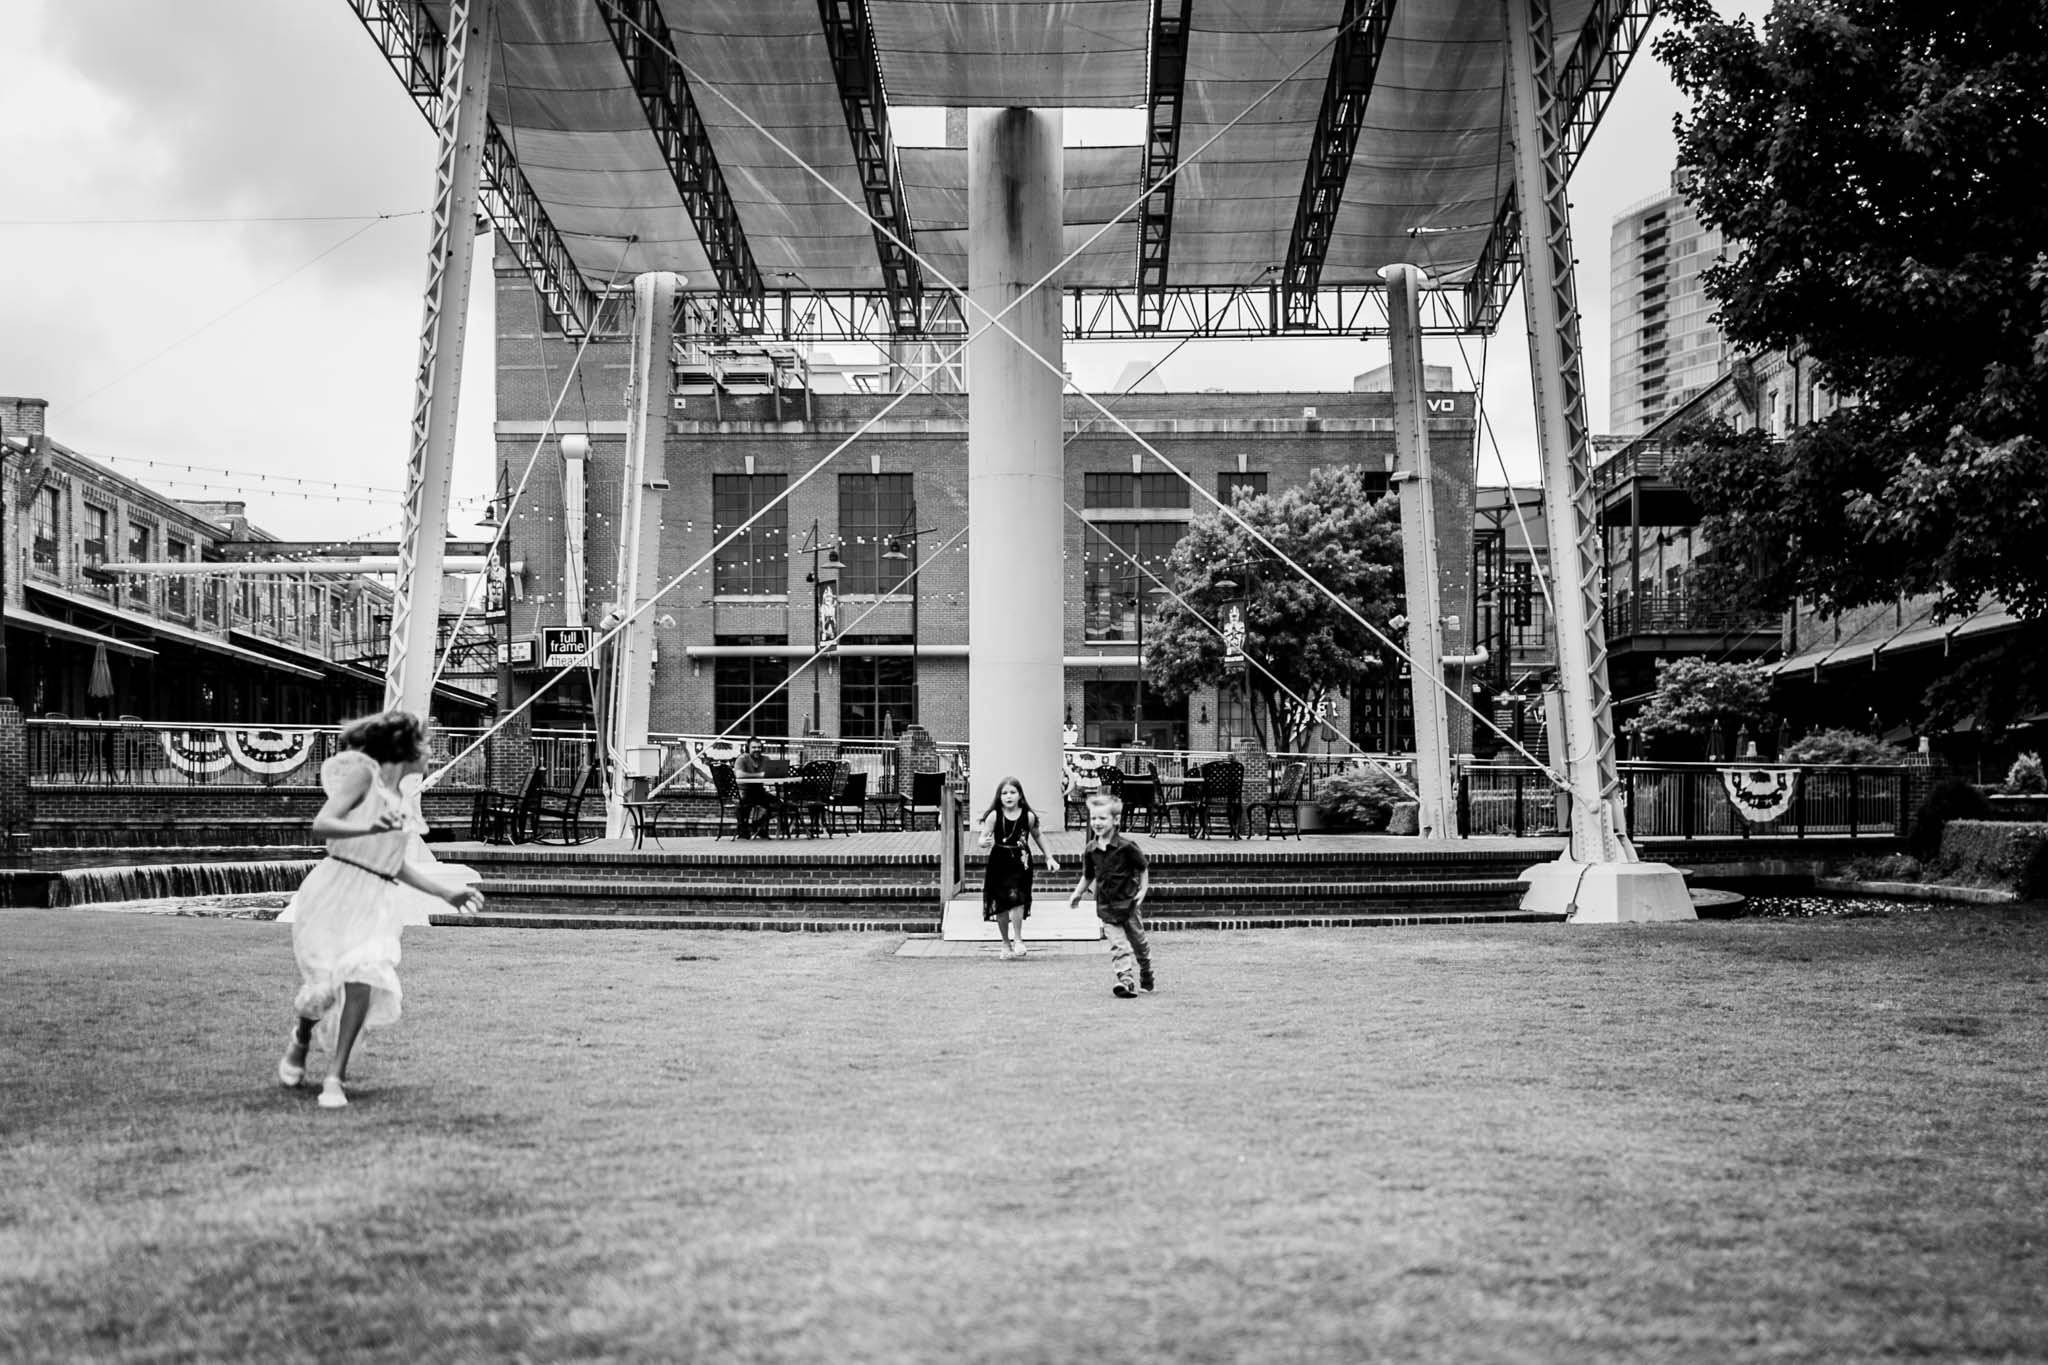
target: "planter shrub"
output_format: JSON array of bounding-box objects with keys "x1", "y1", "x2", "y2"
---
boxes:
[
  {"x1": 1315, "y1": 765, "x2": 1409, "y2": 832},
  {"x1": 1935, "y1": 820, "x2": 2048, "y2": 895},
  {"x1": 1909, "y1": 778, "x2": 1995, "y2": 860}
]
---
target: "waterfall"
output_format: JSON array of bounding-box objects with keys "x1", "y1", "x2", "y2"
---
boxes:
[{"x1": 47, "y1": 861, "x2": 317, "y2": 908}]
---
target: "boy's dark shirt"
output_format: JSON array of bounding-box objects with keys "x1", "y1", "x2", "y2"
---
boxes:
[{"x1": 1081, "y1": 832, "x2": 1148, "y2": 919}]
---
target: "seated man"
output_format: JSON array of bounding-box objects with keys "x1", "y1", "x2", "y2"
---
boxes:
[{"x1": 733, "y1": 738, "x2": 781, "y2": 839}]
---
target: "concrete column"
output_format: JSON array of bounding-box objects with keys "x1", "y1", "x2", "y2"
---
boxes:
[
  {"x1": 605, "y1": 271, "x2": 680, "y2": 837},
  {"x1": 966, "y1": 109, "x2": 1065, "y2": 817},
  {"x1": 1382, "y1": 263, "x2": 1456, "y2": 839}
]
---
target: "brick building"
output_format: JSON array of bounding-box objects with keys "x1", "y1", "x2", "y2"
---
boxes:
[
  {"x1": 0, "y1": 395, "x2": 488, "y2": 725},
  {"x1": 492, "y1": 258, "x2": 1482, "y2": 755}
]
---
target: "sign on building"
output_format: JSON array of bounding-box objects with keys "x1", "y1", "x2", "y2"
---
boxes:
[{"x1": 541, "y1": 627, "x2": 593, "y2": 668}]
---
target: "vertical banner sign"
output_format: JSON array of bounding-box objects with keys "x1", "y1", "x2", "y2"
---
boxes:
[
  {"x1": 816, "y1": 582, "x2": 840, "y2": 655},
  {"x1": 1222, "y1": 605, "x2": 1247, "y2": 676}
]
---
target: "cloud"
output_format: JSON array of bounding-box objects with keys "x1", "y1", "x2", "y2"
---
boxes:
[{"x1": 30, "y1": 0, "x2": 434, "y2": 288}]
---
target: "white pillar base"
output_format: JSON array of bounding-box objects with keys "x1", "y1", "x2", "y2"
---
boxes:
[
  {"x1": 942, "y1": 897, "x2": 1105, "y2": 941},
  {"x1": 1520, "y1": 857, "x2": 1697, "y2": 924}
]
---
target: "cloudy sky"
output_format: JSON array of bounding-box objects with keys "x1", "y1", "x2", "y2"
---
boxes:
[{"x1": 0, "y1": 1, "x2": 1751, "y2": 545}]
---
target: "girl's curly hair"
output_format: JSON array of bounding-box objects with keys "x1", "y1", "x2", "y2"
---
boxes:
[{"x1": 338, "y1": 710, "x2": 429, "y2": 765}]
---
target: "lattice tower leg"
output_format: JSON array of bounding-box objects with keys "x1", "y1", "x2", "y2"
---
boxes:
[
  {"x1": 1502, "y1": 0, "x2": 1630, "y2": 863},
  {"x1": 385, "y1": 0, "x2": 495, "y2": 716},
  {"x1": 1382, "y1": 263, "x2": 1456, "y2": 839}
]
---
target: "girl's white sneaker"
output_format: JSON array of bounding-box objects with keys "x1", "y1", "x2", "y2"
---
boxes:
[{"x1": 317, "y1": 1077, "x2": 349, "y2": 1109}]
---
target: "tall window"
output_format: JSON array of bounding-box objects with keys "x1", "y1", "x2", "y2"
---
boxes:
[
  {"x1": 1083, "y1": 473, "x2": 1189, "y2": 509},
  {"x1": 713, "y1": 474, "x2": 788, "y2": 595},
  {"x1": 32, "y1": 487, "x2": 60, "y2": 573},
  {"x1": 127, "y1": 521, "x2": 152, "y2": 604},
  {"x1": 1217, "y1": 472, "x2": 1268, "y2": 505},
  {"x1": 713, "y1": 637, "x2": 789, "y2": 737},
  {"x1": 1082, "y1": 522, "x2": 1184, "y2": 642},
  {"x1": 840, "y1": 637, "x2": 914, "y2": 737},
  {"x1": 83, "y1": 506, "x2": 110, "y2": 567},
  {"x1": 837, "y1": 474, "x2": 914, "y2": 594},
  {"x1": 1082, "y1": 680, "x2": 1187, "y2": 750},
  {"x1": 166, "y1": 537, "x2": 191, "y2": 616}
]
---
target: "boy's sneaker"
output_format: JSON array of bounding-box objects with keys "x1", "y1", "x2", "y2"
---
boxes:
[
  {"x1": 1112, "y1": 978, "x2": 1137, "y2": 998},
  {"x1": 1139, "y1": 972, "x2": 1155, "y2": 993}
]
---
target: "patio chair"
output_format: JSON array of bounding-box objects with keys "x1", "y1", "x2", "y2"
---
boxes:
[
  {"x1": 826, "y1": 769, "x2": 869, "y2": 834},
  {"x1": 530, "y1": 768, "x2": 597, "y2": 844},
  {"x1": 1247, "y1": 761, "x2": 1305, "y2": 840},
  {"x1": 784, "y1": 761, "x2": 838, "y2": 838},
  {"x1": 472, "y1": 766, "x2": 545, "y2": 844},
  {"x1": 708, "y1": 761, "x2": 741, "y2": 839},
  {"x1": 1197, "y1": 759, "x2": 1246, "y2": 838},
  {"x1": 896, "y1": 770, "x2": 946, "y2": 830}
]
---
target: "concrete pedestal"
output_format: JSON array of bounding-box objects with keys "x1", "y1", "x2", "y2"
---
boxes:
[
  {"x1": 942, "y1": 896, "x2": 1104, "y2": 942},
  {"x1": 1520, "y1": 857, "x2": 1697, "y2": 923}
]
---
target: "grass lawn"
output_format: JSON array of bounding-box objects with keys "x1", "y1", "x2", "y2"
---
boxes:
[{"x1": 5, "y1": 906, "x2": 2048, "y2": 1364}]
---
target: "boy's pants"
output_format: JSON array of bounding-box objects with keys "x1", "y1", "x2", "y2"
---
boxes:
[{"x1": 1099, "y1": 904, "x2": 1152, "y2": 984}]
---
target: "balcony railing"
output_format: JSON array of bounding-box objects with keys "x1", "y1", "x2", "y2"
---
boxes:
[
  {"x1": 1606, "y1": 589, "x2": 1777, "y2": 640},
  {"x1": 1459, "y1": 763, "x2": 1912, "y2": 840},
  {"x1": 1591, "y1": 440, "x2": 1686, "y2": 497},
  {"x1": 25, "y1": 719, "x2": 489, "y2": 790}
]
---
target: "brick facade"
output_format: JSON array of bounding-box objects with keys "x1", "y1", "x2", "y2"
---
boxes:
[{"x1": 494, "y1": 256, "x2": 1481, "y2": 755}]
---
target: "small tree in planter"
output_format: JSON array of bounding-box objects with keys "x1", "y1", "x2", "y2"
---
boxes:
[
  {"x1": 1782, "y1": 727, "x2": 1900, "y2": 765},
  {"x1": 2006, "y1": 752, "x2": 2046, "y2": 795},
  {"x1": 1315, "y1": 765, "x2": 1412, "y2": 832},
  {"x1": 1622, "y1": 657, "x2": 1776, "y2": 759}
]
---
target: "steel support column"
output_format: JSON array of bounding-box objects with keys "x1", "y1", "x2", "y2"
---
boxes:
[
  {"x1": 1382, "y1": 263, "x2": 1455, "y2": 839},
  {"x1": 1504, "y1": 0, "x2": 1692, "y2": 921},
  {"x1": 605, "y1": 272, "x2": 681, "y2": 838},
  {"x1": 1503, "y1": 0, "x2": 1622, "y2": 861},
  {"x1": 387, "y1": 0, "x2": 494, "y2": 716}
]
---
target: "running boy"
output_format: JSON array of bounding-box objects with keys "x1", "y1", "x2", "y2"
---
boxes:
[{"x1": 1068, "y1": 791, "x2": 1154, "y2": 997}]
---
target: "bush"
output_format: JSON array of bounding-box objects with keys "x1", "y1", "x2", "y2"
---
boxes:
[
  {"x1": 2005, "y1": 752, "x2": 2046, "y2": 795},
  {"x1": 1782, "y1": 728, "x2": 1900, "y2": 765},
  {"x1": 1909, "y1": 778, "x2": 1995, "y2": 861},
  {"x1": 1934, "y1": 820, "x2": 2048, "y2": 893},
  {"x1": 1315, "y1": 764, "x2": 1411, "y2": 831}
]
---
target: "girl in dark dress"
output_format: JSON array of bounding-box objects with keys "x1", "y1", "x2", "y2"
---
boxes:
[{"x1": 978, "y1": 776, "x2": 1058, "y2": 958}]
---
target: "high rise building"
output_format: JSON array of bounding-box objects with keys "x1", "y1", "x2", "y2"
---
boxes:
[{"x1": 1608, "y1": 171, "x2": 1729, "y2": 434}]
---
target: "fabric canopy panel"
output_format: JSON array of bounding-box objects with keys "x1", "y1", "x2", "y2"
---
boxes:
[
  {"x1": 864, "y1": 0, "x2": 1150, "y2": 106},
  {"x1": 469, "y1": 0, "x2": 1613, "y2": 299}
]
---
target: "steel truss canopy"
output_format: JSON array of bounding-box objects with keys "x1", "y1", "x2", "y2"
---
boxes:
[{"x1": 349, "y1": 0, "x2": 1652, "y2": 341}]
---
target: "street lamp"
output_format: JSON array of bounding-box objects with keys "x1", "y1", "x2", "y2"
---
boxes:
[
  {"x1": 798, "y1": 518, "x2": 844, "y2": 736},
  {"x1": 1131, "y1": 582, "x2": 1169, "y2": 750}
]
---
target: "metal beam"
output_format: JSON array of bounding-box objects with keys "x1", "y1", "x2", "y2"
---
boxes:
[
  {"x1": 1465, "y1": 0, "x2": 1659, "y2": 333},
  {"x1": 1281, "y1": 0, "x2": 1398, "y2": 330},
  {"x1": 690, "y1": 280, "x2": 1482, "y2": 342},
  {"x1": 599, "y1": 0, "x2": 767, "y2": 333},
  {"x1": 346, "y1": 0, "x2": 600, "y2": 338},
  {"x1": 217, "y1": 541, "x2": 491, "y2": 559},
  {"x1": 816, "y1": 0, "x2": 923, "y2": 335},
  {"x1": 1135, "y1": 0, "x2": 1192, "y2": 332}
]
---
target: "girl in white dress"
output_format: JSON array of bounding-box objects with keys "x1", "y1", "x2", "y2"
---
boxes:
[{"x1": 277, "y1": 711, "x2": 482, "y2": 1109}]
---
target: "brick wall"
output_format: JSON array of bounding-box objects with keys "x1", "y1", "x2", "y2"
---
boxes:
[
  {"x1": 32, "y1": 785, "x2": 479, "y2": 849},
  {"x1": 493, "y1": 262, "x2": 1480, "y2": 751}
]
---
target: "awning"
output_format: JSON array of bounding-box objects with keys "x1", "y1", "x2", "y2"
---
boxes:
[
  {"x1": 25, "y1": 583, "x2": 323, "y2": 680},
  {"x1": 3, "y1": 607, "x2": 157, "y2": 659},
  {"x1": 330, "y1": 659, "x2": 493, "y2": 713},
  {"x1": 1772, "y1": 604, "x2": 2022, "y2": 676}
]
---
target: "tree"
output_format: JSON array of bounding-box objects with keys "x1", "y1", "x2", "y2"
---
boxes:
[
  {"x1": 1655, "y1": 2, "x2": 2048, "y2": 724},
  {"x1": 1624, "y1": 657, "x2": 1775, "y2": 751},
  {"x1": 1143, "y1": 466, "x2": 1403, "y2": 753}
]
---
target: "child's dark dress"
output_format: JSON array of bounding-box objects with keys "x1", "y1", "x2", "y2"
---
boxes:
[{"x1": 981, "y1": 810, "x2": 1035, "y2": 921}]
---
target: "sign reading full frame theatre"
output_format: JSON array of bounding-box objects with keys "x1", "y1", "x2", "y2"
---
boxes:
[{"x1": 542, "y1": 627, "x2": 593, "y2": 669}]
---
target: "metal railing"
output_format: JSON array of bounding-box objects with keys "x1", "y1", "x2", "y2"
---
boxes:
[
  {"x1": 1458, "y1": 762, "x2": 1913, "y2": 840},
  {"x1": 1607, "y1": 588, "x2": 1776, "y2": 639},
  {"x1": 25, "y1": 718, "x2": 489, "y2": 789}
]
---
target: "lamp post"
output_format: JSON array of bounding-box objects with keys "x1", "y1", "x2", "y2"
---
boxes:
[
  {"x1": 478, "y1": 473, "x2": 514, "y2": 718},
  {"x1": 799, "y1": 518, "x2": 844, "y2": 737},
  {"x1": 881, "y1": 516, "x2": 936, "y2": 730}
]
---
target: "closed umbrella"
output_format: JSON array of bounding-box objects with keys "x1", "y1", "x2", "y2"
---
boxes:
[{"x1": 88, "y1": 643, "x2": 114, "y2": 703}]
